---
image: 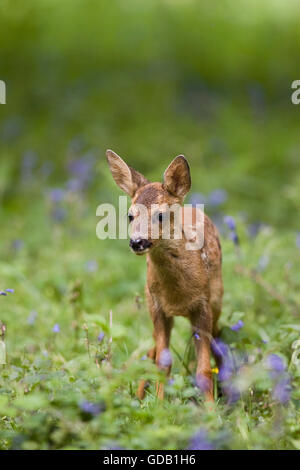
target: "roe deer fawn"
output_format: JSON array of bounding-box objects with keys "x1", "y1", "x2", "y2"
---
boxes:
[{"x1": 106, "y1": 149, "x2": 223, "y2": 401}]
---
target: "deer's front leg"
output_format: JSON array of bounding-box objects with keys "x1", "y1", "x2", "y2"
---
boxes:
[
  {"x1": 153, "y1": 310, "x2": 174, "y2": 400},
  {"x1": 137, "y1": 303, "x2": 173, "y2": 400},
  {"x1": 190, "y1": 306, "x2": 214, "y2": 402}
]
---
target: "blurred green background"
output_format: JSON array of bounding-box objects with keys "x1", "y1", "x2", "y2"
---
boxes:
[
  {"x1": 0, "y1": 0, "x2": 300, "y2": 450},
  {"x1": 1, "y1": 0, "x2": 300, "y2": 227}
]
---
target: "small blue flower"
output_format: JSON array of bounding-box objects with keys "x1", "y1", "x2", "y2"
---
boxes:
[
  {"x1": 211, "y1": 338, "x2": 229, "y2": 358},
  {"x1": 85, "y1": 260, "x2": 98, "y2": 273},
  {"x1": 224, "y1": 215, "x2": 236, "y2": 231},
  {"x1": 53, "y1": 324, "x2": 60, "y2": 333},
  {"x1": 79, "y1": 401, "x2": 104, "y2": 417},
  {"x1": 141, "y1": 355, "x2": 147, "y2": 361},
  {"x1": 21, "y1": 150, "x2": 37, "y2": 181},
  {"x1": 229, "y1": 231, "x2": 239, "y2": 246},
  {"x1": 67, "y1": 153, "x2": 95, "y2": 191},
  {"x1": 51, "y1": 207, "x2": 67, "y2": 222},
  {"x1": 208, "y1": 189, "x2": 227, "y2": 207},
  {"x1": 6, "y1": 288, "x2": 14, "y2": 294},
  {"x1": 272, "y1": 374, "x2": 291, "y2": 404},
  {"x1": 248, "y1": 222, "x2": 262, "y2": 238},
  {"x1": 97, "y1": 332, "x2": 105, "y2": 342},
  {"x1": 194, "y1": 332, "x2": 201, "y2": 340},
  {"x1": 12, "y1": 239, "x2": 24, "y2": 251},
  {"x1": 188, "y1": 429, "x2": 214, "y2": 451},
  {"x1": 223, "y1": 382, "x2": 240, "y2": 404},
  {"x1": 189, "y1": 193, "x2": 206, "y2": 207},
  {"x1": 49, "y1": 188, "x2": 65, "y2": 203},
  {"x1": 158, "y1": 349, "x2": 172, "y2": 368},
  {"x1": 230, "y1": 320, "x2": 244, "y2": 332},
  {"x1": 168, "y1": 378, "x2": 175, "y2": 385},
  {"x1": 266, "y1": 354, "x2": 285, "y2": 375},
  {"x1": 219, "y1": 359, "x2": 235, "y2": 382},
  {"x1": 0, "y1": 291, "x2": 7, "y2": 296}
]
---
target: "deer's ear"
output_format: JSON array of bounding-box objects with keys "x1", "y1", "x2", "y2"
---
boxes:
[
  {"x1": 106, "y1": 150, "x2": 149, "y2": 197},
  {"x1": 163, "y1": 155, "x2": 191, "y2": 201}
]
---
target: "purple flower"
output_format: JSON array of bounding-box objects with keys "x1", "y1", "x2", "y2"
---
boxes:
[
  {"x1": 212, "y1": 340, "x2": 245, "y2": 404},
  {"x1": 223, "y1": 382, "x2": 240, "y2": 404},
  {"x1": 219, "y1": 359, "x2": 235, "y2": 382},
  {"x1": 49, "y1": 188, "x2": 65, "y2": 203},
  {"x1": 53, "y1": 324, "x2": 60, "y2": 333},
  {"x1": 194, "y1": 332, "x2": 201, "y2": 340},
  {"x1": 97, "y1": 332, "x2": 105, "y2": 342},
  {"x1": 230, "y1": 320, "x2": 244, "y2": 332},
  {"x1": 6, "y1": 288, "x2": 14, "y2": 294},
  {"x1": 158, "y1": 349, "x2": 172, "y2": 368},
  {"x1": 248, "y1": 222, "x2": 262, "y2": 238},
  {"x1": 188, "y1": 429, "x2": 214, "y2": 451},
  {"x1": 224, "y1": 215, "x2": 236, "y2": 231},
  {"x1": 209, "y1": 189, "x2": 227, "y2": 207},
  {"x1": 0, "y1": 291, "x2": 7, "y2": 296},
  {"x1": 21, "y1": 150, "x2": 37, "y2": 181},
  {"x1": 67, "y1": 153, "x2": 95, "y2": 191},
  {"x1": 296, "y1": 232, "x2": 300, "y2": 250},
  {"x1": 106, "y1": 442, "x2": 124, "y2": 450},
  {"x1": 85, "y1": 260, "x2": 98, "y2": 273},
  {"x1": 67, "y1": 178, "x2": 84, "y2": 192},
  {"x1": 229, "y1": 231, "x2": 239, "y2": 246},
  {"x1": 51, "y1": 207, "x2": 67, "y2": 222},
  {"x1": 189, "y1": 193, "x2": 206, "y2": 207},
  {"x1": 141, "y1": 355, "x2": 147, "y2": 361},
  {"x1": 266, "y1": 354, "x2": 285, "y2": 376},
  {"x1": 168, "y1": 378, "x2": 175, "y2": 385},
  {"x1": 211, "y1": 338, "x2": 229, "y2": 358},
  {"x1": 272, "y1": 374, "x2": 291, "y2": 404},
  {"x1": 79, "y1": 401, "x2": 104, "y2": 417},
  {"x1": 12, "y1": 239, "x2": 23, "y2": 251}
]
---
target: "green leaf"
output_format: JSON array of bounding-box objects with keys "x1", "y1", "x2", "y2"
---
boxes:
[{"x1": 14, "y1": 393, "x2": 48, "y2": 411}]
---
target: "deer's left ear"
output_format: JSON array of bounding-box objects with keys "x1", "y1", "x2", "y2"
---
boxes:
[{"x1": 163, "y1": 155, "x2": 191, "y2": 201}]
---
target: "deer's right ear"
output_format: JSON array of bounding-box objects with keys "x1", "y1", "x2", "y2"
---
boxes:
[{"x1": 106, "y1": 150, "x2": 149, "y2": 197}]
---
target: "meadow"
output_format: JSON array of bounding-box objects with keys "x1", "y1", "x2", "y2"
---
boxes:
[{"x1": 0, "y1": 0, "x2": 300, "y2": 450}]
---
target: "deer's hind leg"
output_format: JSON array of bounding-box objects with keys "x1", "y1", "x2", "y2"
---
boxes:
[
  {"x1": 190, "y1": 304, "x2": 214, "y2": 402},
  {"x1": 209, "y1": 275, "x2": 223, "y2": 369}
]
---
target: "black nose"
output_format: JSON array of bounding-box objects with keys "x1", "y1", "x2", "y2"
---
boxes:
[{"x1": 129, "y1": 238, "x2": 152, "y2": 252}]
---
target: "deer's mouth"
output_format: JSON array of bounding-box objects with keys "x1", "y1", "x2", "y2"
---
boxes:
[
  {"x1": 129, "y1": 238, "x2": 152, "y2": 255},
  {"x1": 134, "y1": 246, "x2": 152, "y2": 256}
]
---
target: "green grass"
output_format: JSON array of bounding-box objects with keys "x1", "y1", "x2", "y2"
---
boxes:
[
  {"x1": 0, "y1": 186, "x2": 299, "y2": 450},
  {"x1": 1, "y1": 0, "x2": 300, "y2": 450}
]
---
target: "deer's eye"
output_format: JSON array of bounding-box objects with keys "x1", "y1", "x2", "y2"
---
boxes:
[
  {"x1": 158, "y1": 213, "x2": 163, "y2": 223},
  {"x1": 128, "y1": 214, "x2": 134, "y2": 223}
]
